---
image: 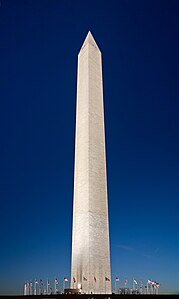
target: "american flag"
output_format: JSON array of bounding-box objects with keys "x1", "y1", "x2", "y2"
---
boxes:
[
  {"x1": 64, "y1": 277, "x2": 68, "y2": 282},
  {"x1": 47, "y1": 279, "x2": 50, "y2": 285},
  {"x1": 133, "y1": 279, "x2": 137, "y2": 285},
  {"x1": 147, "y1": 279, "x2": 153, "y2": 285},
  {"x1": 115, "y1": 277, "x2": 120, "y2": 282},
  {"x1": 35, "y1": 279, "x2": 38, "y2": 284},
  {"x1": 55, "y1": 278, "x2": 58, "y2": 284}
]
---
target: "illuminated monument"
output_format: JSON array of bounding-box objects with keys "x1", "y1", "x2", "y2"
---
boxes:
[{"x1": 71, "y1": 32, "x2": 111, "y2": 294}]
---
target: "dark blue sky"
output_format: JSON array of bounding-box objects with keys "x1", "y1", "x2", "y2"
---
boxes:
[{"x1": 0, "y1": 0, "x2": 179, "y2": 295}]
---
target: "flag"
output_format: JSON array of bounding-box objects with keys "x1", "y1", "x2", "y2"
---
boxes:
[
  {"x1": 35, "y1": 279, "x2": 38, "y2": 284},
  {"x1": 153, "y1": 284, "x2": 157, "y2": 289},
  {"x1": 115, "y1": 277, "x2": 120, "y2": 282},
  {"x1": 125, "y1": 278, "x2": 128, "y2": 284},
  {"x1": 83, "y1": 277, "x2": 87, "y2": 281},
  {"x1": 55, "y1": 278, "x2": 58, "y2": 285},
  {"x1": 152, "y1": 281, "x2": 159, "y2": 288},
  {"x1": 94, "y1": 277, "x2": 96, "y2": 282},
  {"x1": 147, "y1": 279, "x2": 152, "y2": 285},
  {"x1": 133, "y1": 279, "x2": 137, "y2": 285},
  {"x1": 73, "y1": 277, "x2": 76, "y2": 283},
  {"x1": 40, "y1": 279, "x2": 43, "y2": 285},
  {"x1": 47, "y1": 279, "x2": 50, "y2": 285},
  {"x1": 64, "y1": 278, "x2": 68, "y2": 282},
  {"x1": 105, "y1": 277, "x2": 110, "y2": 281}
]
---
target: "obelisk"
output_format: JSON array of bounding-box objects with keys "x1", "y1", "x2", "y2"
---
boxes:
[{"x1": 71, "y1": 31, "x2": 111, "y2": 294}]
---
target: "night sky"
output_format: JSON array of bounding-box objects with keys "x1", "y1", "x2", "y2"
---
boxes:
[{"x1": 0, "y1": 0, "x2": 179, "y2": 295}]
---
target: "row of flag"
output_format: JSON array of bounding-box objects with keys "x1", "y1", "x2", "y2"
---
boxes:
[
  {"x1": 24, "y1": 277, "x2": 160, "y2": 287},
  {"x1": 114, "y1": 277, "x2": 160, "y2": 286},
  {"x1": 24, "y1": 276, "x2": 111, "y2": 295},
  {"x1": 72, "y1": 276, "x2": 110, "y2": 283},
  {"x1": 24, "y1": 276, "x2": 160, "y2": 295},
  {"x1": 32, "y1": 277, "x2": 69, "y2": 285},
  {"x1": 114, "y1": 277, "x2": 160, "y2": 292},
  {"x1": 24, "y1": 278, "x2": 69, "y2": 295}
]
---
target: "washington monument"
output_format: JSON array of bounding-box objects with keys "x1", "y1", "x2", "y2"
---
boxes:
[{"x1": 71, "y1": 32, "x2": 111, "y2": 294}]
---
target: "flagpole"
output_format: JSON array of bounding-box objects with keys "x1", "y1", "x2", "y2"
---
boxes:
[
  {"x1": 46, "y1": 279, "x2": 48, "y2": 295},
  {"x1": 93, "y1": 278, "x2": 95, "y2": 294},
  {"x1": 63, "y1": 280, "x2": 65, "y2": 293},
  {"x1": 105, "y1": 277, "x2": 106, "y2": 294},
  {"x1": 133, "y1": 278, "x2": 134, "y2": 292},
  {"x1": 34, "y1": 280, "x2": 36, "y2": 295},
  {"x1": 140, "y1": 281, "x2": 143, "y2": 295},
  {"x1": 24, "y1": 282, "x2": 26, "y2": 296}
]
